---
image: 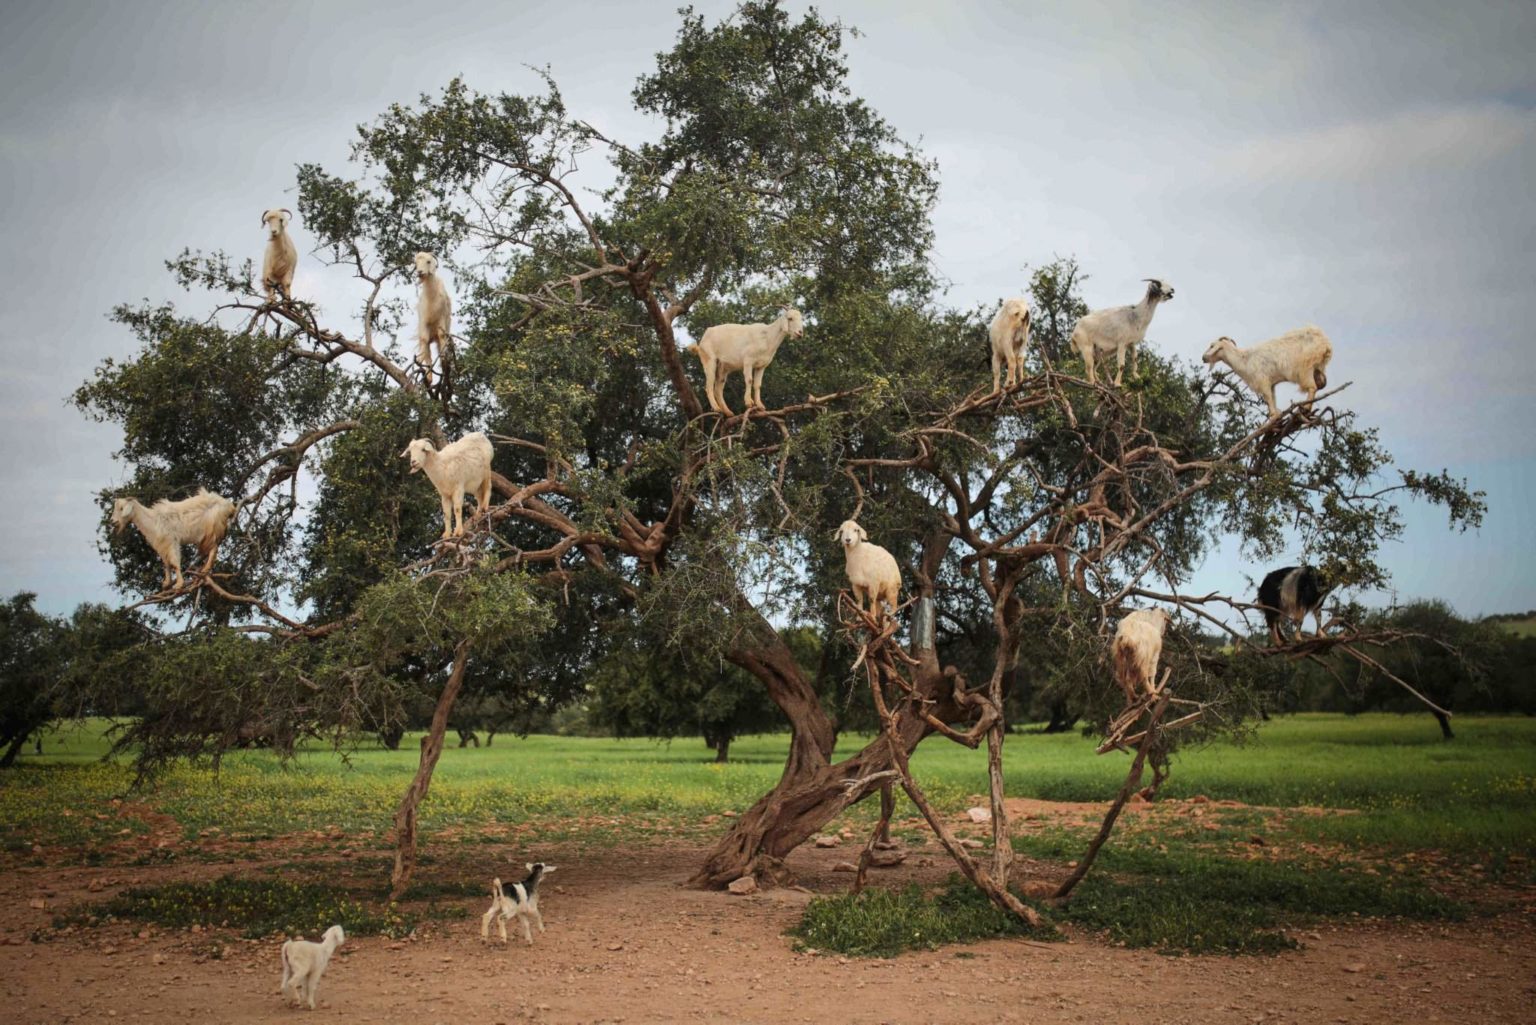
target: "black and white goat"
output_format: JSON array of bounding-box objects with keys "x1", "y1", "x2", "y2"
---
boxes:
[
  {"x1": 1257, "y1": 566, "x2": 1330, "y2": 645},
  {"x1": 480, "y1": 862, "x2": 556, "y2": 945}
]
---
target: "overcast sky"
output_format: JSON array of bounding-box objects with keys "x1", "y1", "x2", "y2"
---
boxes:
[{"x1": 1, "y1": 0, "x2": 1532, "y2": 618}]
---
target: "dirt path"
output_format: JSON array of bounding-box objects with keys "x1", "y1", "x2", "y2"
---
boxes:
[{"x1": 2, "y1": 842, "x2": 1532, "y2": 1025}]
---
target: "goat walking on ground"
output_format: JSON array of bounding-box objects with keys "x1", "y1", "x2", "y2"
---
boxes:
[
  {"x1": 1071, "y1": 279, "x2": 1175, "y2": 386},
  {"x1": 110, "y1": 489, "x2": 237, "y2": 591},
  {"x1": 481, "y1": 863, "x2": 556, "y2": 945},
  {"x1": 691, "y1": 307, "x2": 804, "y2": 415},
  {"x1": 279, "y1": 924, "x2": 345, "y2": 1010},
  {"x1": 261, "y1": 208, "x2": 297, "y2": 304}
]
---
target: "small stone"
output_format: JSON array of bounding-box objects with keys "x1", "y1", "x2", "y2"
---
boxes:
[
  {"x1": 813, "y1": 835, "x2": 841, "y2": 848},
  {"x1": 87, "y1": 878, "x2": 106, "y2": 893},
  {"x1": 868, "y1": 848, "x2": 906, "y2": 868},
  {"x1": 965, "y1": 806, "x2": 992, "y2": 823},
  {"x1": 1343, "y1": 963, "x2": 1365, "y2": 973},
  {"x1": 727, "y1": 876, "x2": 758, "y2": 895},
  {"x1": 607, "y1": 942, "x2": 624, "y2": 951},
  {"x1": 27, "y1": 898, "x2": 47, "y2": 910},
  {"x1": 831, "y1": 861, "x2": 858, "y2": 873}
]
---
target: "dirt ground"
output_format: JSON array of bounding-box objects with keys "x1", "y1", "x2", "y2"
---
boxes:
[{"x1": 2, "y1": 816, "x2": 1533, "y2": 1025}]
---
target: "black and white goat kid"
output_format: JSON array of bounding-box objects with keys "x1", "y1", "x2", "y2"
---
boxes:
[
  {"x1": 1257, "y1": 566, "x2": 1330, "y2": 645},
  {"x1": 480, "y1": 863, "x2": 556, "y2": 945}
]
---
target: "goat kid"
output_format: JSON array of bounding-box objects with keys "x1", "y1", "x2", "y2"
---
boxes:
[
  {"x1": 480, "y1": 863, "x2": 556, "y2": 945},
  {"x1": 279, "y1": 923, "x2": 345, "y2": 1010}
]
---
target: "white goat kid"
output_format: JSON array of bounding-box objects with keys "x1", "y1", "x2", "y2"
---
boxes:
[
  {"x1": 1201, "y1": 326, "x2": 1333, "y2": 417},
  {"x1": 279, "y1": 923, "x2": 345, "y2": 1010},
  {"x1": 481, "y1": 863, "x2": 556, "y2": 945},
  {"x1": 1071, "y1": 279, "x2": 1175, "y2": 386},
  {"x1": 836, "y1": 519, "x2": 901, "y2": 619},
  {"x1": 1111, "y1": 608, "x2": 1170, "y2": 706},
  {"x1": 989, "y1": 297, "x2": 1032, "y2": 393},
  {"x1": 261, "y1": 208, "x2": 298, "y2": 304},
  {"x1": 692, "y1": 307, "x2": 805, "y2": 415},
  {"x1": 414, "y1": 252, "x2": 453, "y2": 386},
  {"x1": 400, "y1": 432, "x2": 495, "y2": 539},
  {"x1": 110, "y1": 489, "x2": 238, "y2": 591}
]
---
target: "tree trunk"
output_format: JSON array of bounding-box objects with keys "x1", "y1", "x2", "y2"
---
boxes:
[
  {"x1": 0, "y1": 733, "x2": 29, "y2": 768},
  {"x1": 390, "y1": 642, "x2": 470, "y2": 898},
  {"x1": 456, "y1": 729, "x2": 480, "y2": 748},
  {"x1": 1433, "y1": 709, "x2": 1454, "y2": 740},
  {"x1": 379, "y1": 727, "x2": 405, "y2": 751},
  {"x1": 1043, "y1": 700, "x2": 1078, "y2": 734},
  {"x1": 485, "y1": 729, "x2": 496, "y2": 747},
  {"x1": 713, "y1": 734, "x2": 732, "y2": 763}
]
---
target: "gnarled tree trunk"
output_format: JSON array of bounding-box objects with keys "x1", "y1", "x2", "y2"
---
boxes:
[{"x1": 390, "y1": 641, "x2": 470, "y2": 898}]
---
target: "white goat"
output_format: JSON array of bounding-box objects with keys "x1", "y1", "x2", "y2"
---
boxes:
[
  {"x1": 836, "y1": 519, "x2": 901, "y2": 619},
  {"x1": 1111, "y1": 608, "x2": 1170, "y2": 705},
  {"x1": 414, "y1": 252, "x2": 453, "y2": 386},
  {"x1": 1201, "y1": 326, "x2": 1333, "y2": 417},
  {"x1": 110, "y1": 489, "x2": 237, "y2": 591},
  {"x1": 261, "y1": 208, "x2": 298, "y2": 304},
  {"x1": 989, "y1": 297, "x2": 1032, "y2": 393},
  {"x1": 279, "y1": 923, "x2": 345, "y2": 1010},
  {"x1": 691, "y1": 307, "x2": 805, "y2": 415},
  {"x1": 400, "y1": 432, "x2": 494, "y2": 538},
  {"x1": 480, "y1": 863, "x2": 556, "y2": 945},
  {"x1": 1071, "y1": 279, "x2": 1175, "y2": 386}
]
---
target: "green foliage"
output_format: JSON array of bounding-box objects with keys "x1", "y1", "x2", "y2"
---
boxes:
[
  {"x1": 792, "y1": 877, "x2": 1060, "y2": 957},
  {"x1": 0, "y1": 593, "x2": 65, "y2": 766},
  {"x1": 70, "y1": 875, "x2": 416, "y2": 939}
]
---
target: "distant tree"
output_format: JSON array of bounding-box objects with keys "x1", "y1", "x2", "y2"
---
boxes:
[{"x1": 0, "y1": 593, "x2": 65, "y2": 767}]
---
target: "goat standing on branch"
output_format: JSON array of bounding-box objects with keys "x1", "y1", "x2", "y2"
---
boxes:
[
  {"x1": 414, "y1": 251, "x2": 452, "y2": 386},
  {"x1": 401, "y1": 432, "x2": 494, "y2": 539},
  {"x1": 1202, "y1": 326, "x2": 1333, "y2": 417},
  {"x1": 989, "y1": 296, "x2": 1032, "y2": 393},
  {"x1": 1112, "y1": 608, "x2": 1170, "y2": 705},
  {"x1": 691, "y1": 307, "x2": 804, "y2": 415},
  {"x1": 837, "y1": 519, "x2": 901, "y2": 620},
  {"x1": 110, "y1": 489, "x2": 237, "y2": 591},
  {"x1": 260, "y1": 208, "x2": 297, "y2": 304},
  {"x1": 1257, "y1": 565, "x2": 1330, "y2": 645},
  {"x1": 1071, "y1": 278, "x2": 1174, "y2": 385}
]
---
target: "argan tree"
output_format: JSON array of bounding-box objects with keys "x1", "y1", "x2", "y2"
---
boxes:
[{"x1": 73, "y1": 1, "x2": 1482, "y2": 904}]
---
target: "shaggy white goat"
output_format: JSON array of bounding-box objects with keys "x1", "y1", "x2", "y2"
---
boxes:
[
  {"x1": 1071, "y1": 279, "x2": 1175, "y2": 386},
  {"x1": 279, "y1": 924, "x2": 345, "y2": 1010},
  {"x1": 400, "y1": 431, "x2": 494, "y2": 538},
  {"x1": 261, "y1": 208, "x2": 298, "y2": 304},
  {"x1": 414, "y1": 252, "x2": 453, "y2": 386},
  {"x1": 691, "y1": 307, "x2": 805, "y2": 415},
  {"x1": 1111, "y1": 608, "x2": 1170, "y2": 705},
  {"x1": 836, "y1": 519, "x2": 901, "y2": 619},
  {"x1": 1201, "y1": 326, "x2": 1333, "y2": 417},
  {"x1": 480, "y1": 863, "x2": 556, "y2": 945},
  {"x1": 989, "y1": 297, "x2": 1032, "y2": 393},
  {"x1": 110, "y1": 489, "x2": 237, "y2": 591}
]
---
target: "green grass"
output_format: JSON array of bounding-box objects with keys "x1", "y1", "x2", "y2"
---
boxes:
[
  {"x1": 55, "y1": 874, "x2": 421, "y2": 939},
  {"x1": 4, "y1": 714, "x2": 1532, "y2": 868},
  {"x1": 792, "y1": 877, "x2": 1061, "y2": 957}
]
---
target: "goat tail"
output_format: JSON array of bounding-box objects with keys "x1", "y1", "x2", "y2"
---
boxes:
[
  {"x1": 279, "y1": 940, "x2": 293, "y2": 992},
  {"x1": 1111, "y1": 638, "x2": 1143, "y2": 697},
  {"x1": 491, "y1": 877, "x2": 504, "y2": 900}
]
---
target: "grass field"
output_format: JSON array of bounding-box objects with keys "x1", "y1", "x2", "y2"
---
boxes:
[{"x1": 3, "y1": 714, "x2": 1531, "y2": 865}]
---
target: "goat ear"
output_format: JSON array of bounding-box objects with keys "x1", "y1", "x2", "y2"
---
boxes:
[{"x1": 857, "y1": 525, "x2": 868, "y2": 542}]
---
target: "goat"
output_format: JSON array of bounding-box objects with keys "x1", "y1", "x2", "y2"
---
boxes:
[
  {"x1": 989, "y1": 297, "x2": 1032, "y2": 393},
  {"x1": 279, "y1": 923, "x2": 345, "y2": 1010},
  {"x1": 1071, "y1": 279, "x2": 1175, "y2": 386},
  {"x1": 1256, "y1": 565, "x2": 1330, "y2": 646},
  {"x1": 1201, "y1": 326, "x2": 1333, "y2": 417},
  {"x1": 835, "y1": 519, "x2": 901, "y2": 619},
  {"x1": 691, "y1": 307, "x2": 805, "y2": 415},
  {"x1": 480, "y1": 863, "x2": 556, "y2": 945},
  {"x1": 110, "y1": 489, "x2": 237, "y2": 591},
  {"x1": 414, "y1": 252, "x2": 453, "y2": 386},
  {"x1": 401, "y1": 432, "x2": 494, "y2": 539},
  {"x1": 261, "y1": 209, "x2": 298, "y2": 303},
  {"x1": 1111, "y1": 608, "x2": 1170, "y2": 705}
]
